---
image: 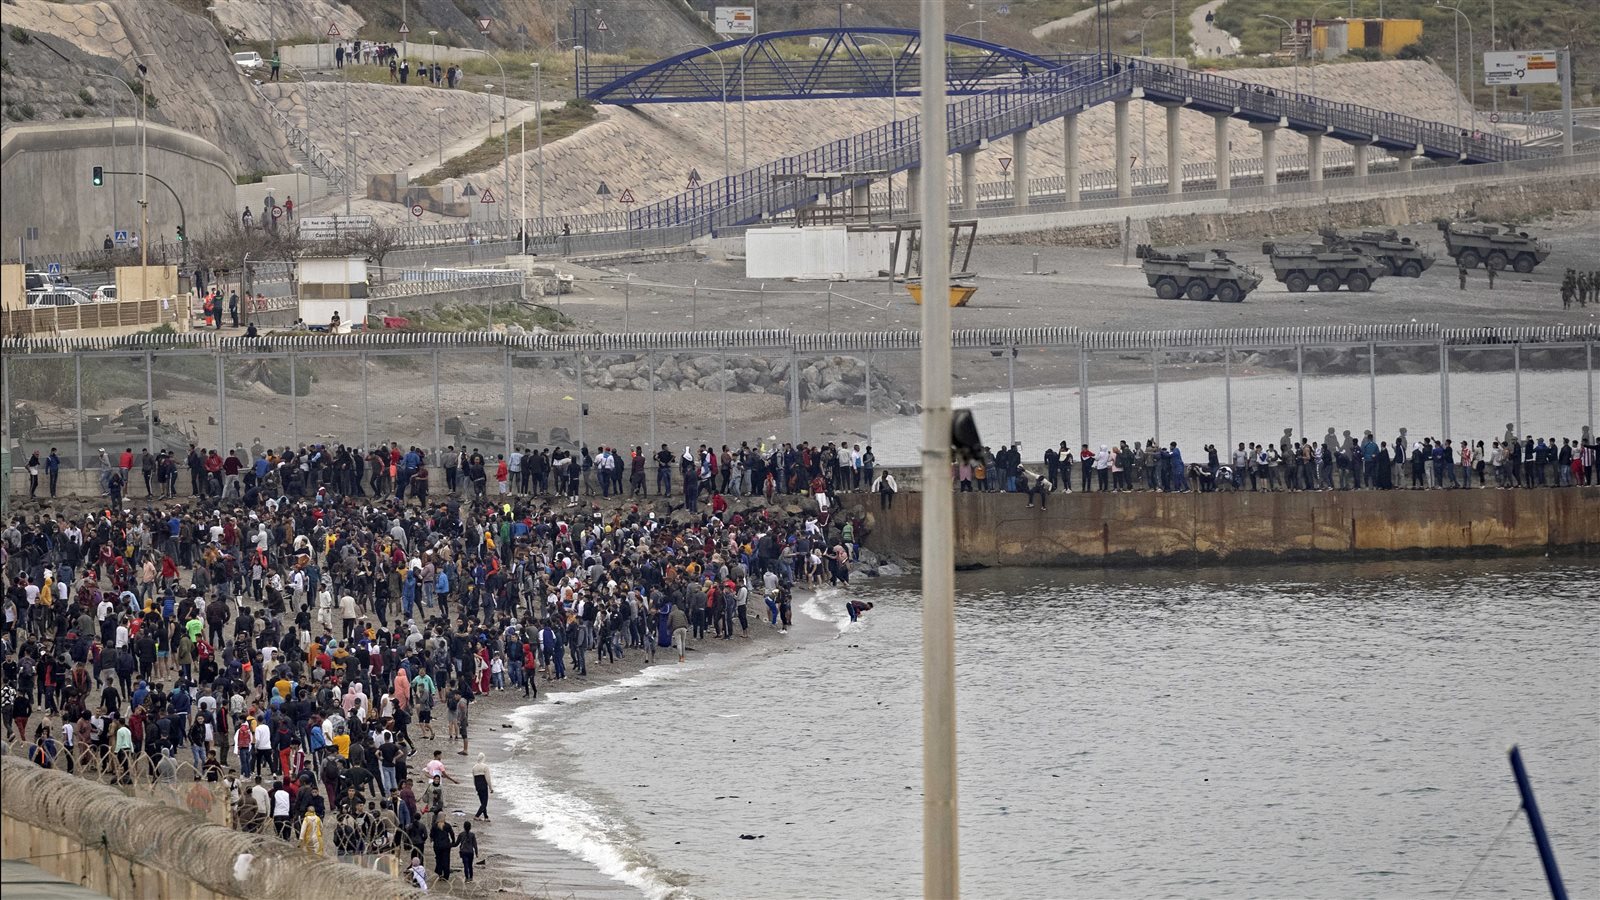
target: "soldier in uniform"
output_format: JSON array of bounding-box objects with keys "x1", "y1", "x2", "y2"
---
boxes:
[{"x1": 1457, "y1": 264, "x2": 1468, "y2": 290}]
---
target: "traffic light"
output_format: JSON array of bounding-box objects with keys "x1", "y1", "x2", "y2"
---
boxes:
[
  {"x1": 92, "y1": 166, "x2": 104, "y2": 186},
  {"x1": 175, "y1": 224, "x2": 185, "y2": 242}
]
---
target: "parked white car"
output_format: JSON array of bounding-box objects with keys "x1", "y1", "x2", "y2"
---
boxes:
[
  {"x1": 91, "y1": 284, "x2": 118, "y2": 302},
  {"x1": 27, "y1": 288, "x2": 93, "y2": 308},
  {"x1": 233, "y1": 51, "x2": 265, "y2": 72}
]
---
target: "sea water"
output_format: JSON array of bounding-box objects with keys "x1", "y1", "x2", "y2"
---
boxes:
[{"x1": 497, "y1": 560, "x2": 1599, "y2": 899}]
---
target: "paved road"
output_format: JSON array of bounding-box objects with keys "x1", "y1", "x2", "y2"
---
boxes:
[
  {"x1": 1190, "y1": 0, "x2": 1239, "y2": 58},
  {"x1": 1031, "y1": 0, "x2": 1140, "y2": 39}
]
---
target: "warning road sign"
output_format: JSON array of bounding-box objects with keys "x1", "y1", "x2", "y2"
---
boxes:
[
  {"x1": 327, "y1": 22, "x2": 341, "y2": 37},
  {"x1": 597, "y1": 19, "x2": 609, "y2": 31},
  {"x1": 618, "y1": 188, "x2": 636, "y2": 204},
  {"x1": 398, "y1": 23, "x2": 410, "y2": 36},
  {"x1": 596, "y1": 181, "x2": 611, "y2": 197},
  {"x1": 687, "y1": 168, "x2": 702, "y2": 188},
  {"x1": 478, "y1": 17, "x2": 492, "y2": 34},
  {"x1": 998, "y1": 156, "x2": 1012, "y2": 174},
  {"x1": 480, "y1": 187, "x2": 498, "y2": 204}
]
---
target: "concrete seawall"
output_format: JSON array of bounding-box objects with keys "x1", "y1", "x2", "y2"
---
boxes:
[{"x1": 843, "y1": 487, "x2": 1600, "y2": 568}]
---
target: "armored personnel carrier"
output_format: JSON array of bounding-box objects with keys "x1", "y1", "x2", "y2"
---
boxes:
[
  {"x1": 1435, "y1": 220, "x2": 1550, "y2": 273},
  {"x1": 1135, "y1": 245, "x2": 1263, "y2": 302},
  {"x1": 1260, "y1": 241, "x2": 1387, "y2": 292},
  {"x1": 1320, "y1": 228, "x2": 1436, "y2": 278}
]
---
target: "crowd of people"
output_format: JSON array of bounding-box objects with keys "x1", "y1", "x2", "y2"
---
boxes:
[
  {"x1": 1, "y1": 433, "x2": 874, "y2": 886},
  {"x1": 964, "y1": 425, "x2": 1597, "y2": 501}
]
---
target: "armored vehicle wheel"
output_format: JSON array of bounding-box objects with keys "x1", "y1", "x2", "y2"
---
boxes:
[
  {"x1": 1345, "y1": 271, "x2": 1372, "y2": 292},
  {"x1": 1154, "y1": 278, "x2": 1181, "y2": 299},
  {"x1": 1400, "y1": 261, "x2": 1423, "y2": 278},
  {"x1": 1185, "y1": 280, "x2": 1211, "y2": 301},
  {"x1": 1215, "y1": 281, "x2": 1242, "y2": 303},
  {"x1": 1284, "y1": 272, "x2": 1310, "y2": 293},
  {"x1": 1512, "y1": 254, "x2": 1536, "y2": 274},
  {"x1": 1382, "y1": 259, "x2": 1399, "y2": 276},
  {"x1": 1486, "y1": 251, "x2": 1509, "y2": 271},
  {"x1": 1315, "y1": 271, "x2": 1341, "y2": 292},
  {"x1": 1458, "y1": 249, "x2": 1481, "y2": 269}
]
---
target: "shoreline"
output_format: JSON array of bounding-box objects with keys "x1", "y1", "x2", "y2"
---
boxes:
[{"x1": 426, "y1": 584, "x2": 856, "y2": 899}]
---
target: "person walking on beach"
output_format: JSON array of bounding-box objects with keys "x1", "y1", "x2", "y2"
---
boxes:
[
  {"x1": 472, "y1": 752, "x2": 493, "y2": 821},
  {"x1": 429, "y1": 813, "x2": 457, "y2": 881},
  {"x1": 459, "y1": 821, "x2": 479, "y2": 883}
]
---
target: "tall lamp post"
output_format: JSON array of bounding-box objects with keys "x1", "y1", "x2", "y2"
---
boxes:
[
  {"x1": 856, "y1": 35, "x2": 900, "y2": 216},
  {"x1": 1258, "y1": 15, "x2": 1300, "y2": 93},
  {"x1": 1308, "y1": 2, "x2": 1338, "y2": 95},
  {"x1": 432, "y1": 106, "x2": 447, "y2": 166},
  {"x1": 124, "y1": 53, "x2": 155, "y2": 300},
  {"x1": 530, "y1": 62, "x2": 545, "y2": 226},
  {"x1": 678, "y1": 43, "x2": 730, "y2": 180},
  {"x1": 460, "y1": 47, "x2": 510, "y2": 228},
  {"x1": 88, "y1": 72, "x2": 138, "y2": 240},
  {"x1": 1435, "y1": 2, "x2": 1477, "y2": 136}
]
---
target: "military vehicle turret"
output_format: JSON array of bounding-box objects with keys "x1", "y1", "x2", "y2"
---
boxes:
[
  {"x1": 1320, "y1": 228, "x2": 1436, "y2": 278},
  {"x1": 1435, "y1": 220, "x2": 1550, "y2": 273},
  {"x1": 1135, "y1": 245, "x2": 1263, "y2": 302},
  {"x1": 1260, "y1": 241, "x2": 1387, "y2": 292}
]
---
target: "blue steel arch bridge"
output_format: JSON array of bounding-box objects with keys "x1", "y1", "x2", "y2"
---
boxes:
[{"x1": 572, "y1": 28, "x2": 1544, "y2": 236}]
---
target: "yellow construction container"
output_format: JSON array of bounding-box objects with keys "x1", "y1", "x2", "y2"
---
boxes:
[{"x1": 1346, "y1": 18, "x2": 1423, "y2": 55}]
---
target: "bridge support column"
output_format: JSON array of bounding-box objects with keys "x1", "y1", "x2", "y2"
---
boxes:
[
  {"x1": 1212, "y1": 114, "x2": 1231, "y2": 191},
  {"x1": 1114, "y1": 99, "x2": 1132, "y2": 198},
  {"x1": 851, "y1": 181, "x2": 871, "y2": 216},
  {"x1": 1350, "y1": 141, "x2": 1371, "y2": 178},
  {"x1": 1011, "y1": 128, "x2": 1030, "y2": 208},
  {"x1": 1395, "y1": 150, "x2": 1416, "y2": 174},
  {"x1": 1162, "y1": 104, "x2": 1183, "y2": 195},
  {"x1": 907, "y1": 166, "x2": 921, "y2": 214},
  {"x1": 960, "y1": 150, "x2": 977, "y2": 211},
  {"x1": 1306, "y1": 133, "x2": 1324, "y2": 182},
  {"x1": 1251, "y1": 121, "x2": 1280, "y2": 187},
  {"x1": 1063, "y1": 113, "x2": 1080, "y2": 203}
]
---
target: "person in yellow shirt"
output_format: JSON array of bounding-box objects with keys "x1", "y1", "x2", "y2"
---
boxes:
[
  {"x1": 274, "y1": 676, "x2": 292, "y2": 701},
  {"x1": 332, "y1": 732, "x2": 351, "y2": 759},
  {"x1": 299, "y1": 807, "x2": 325, "y2": 856}
]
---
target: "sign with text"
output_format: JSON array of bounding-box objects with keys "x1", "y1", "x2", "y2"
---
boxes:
[
  {"x1": 299, "y1": 215, "x2": 373, "y2": 241},
  {"x1": 1484, "y1": 50, "x2": 1559, "y2": 86},
  {"x1": 714, "y1": 6, "x2": 756, "y2": 35}
]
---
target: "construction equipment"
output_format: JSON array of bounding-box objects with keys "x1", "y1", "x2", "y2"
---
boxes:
[
  {"x1": 1321, "y1": 228, "x2": 1436, "y2": 277},
  {"x1": 1435, "y1": 220, "x2": 1551, "y2": 273},
  {"x1": 893, "y1": 219, "x2": 979, "y2": 307},
  {"x1": 1261, "y1": 241, "x2": 1387, "y2": 293},
  {"x1": 1136, "y1": 245, "x2": 1263, "y2": 302}
]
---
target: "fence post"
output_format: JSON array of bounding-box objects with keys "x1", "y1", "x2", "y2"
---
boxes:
[
  {"x1": 692, "y1": 279, "x2": 699, "y2": 329},
  {"x1": 865, "y1": 348, "x2": 873, "y2": 445},
  {"x1": 1513, "y1": 342, "x2": 1522, "y2": 438},
  {"x1": 361, "y1": 352, "x2": 370, "y2": 452},
  {"x1": 1223, "y1": 344, "x2": 1232, "y2": 451},
  {"x1": 1078, "y1": 343, "x2": 1089, "y2": 450},
  {"x1": 433, "y1": 349, "x2": 443, "y2": 458},
  {"x1": 1439, "y1": 342, "x2": 1450, "y2": 440},
  {"x1": 1296, "y1": 343, "x2": 1305, "y2": 440},
  {"x1": 1368, "y1": 341, "x2": 1377, "y2": 438},
  {"x1": 75, "y1": 355, "x2": 84, "y2": 471},
  {"x1": 288, "y1": 354, "x2": 298, "y2": 450},
  {"x1": 790, "y1": 348, "x2": 801, "y2": 445},
  {"x1": 575, "y1": 350, "x2": 585, "y2": 452},
  {"x1": 1151, "y1": 348, "x2": 1161, "y2": 446},
  {"x1": 624, "y1": 277, "x2": 631, "y2": 331},
  {"x1": 1589, "y1": 341, "x2": 1595, "y2": 433},
  {"x1": 648, "y1": 350, "x2": 657, "y2": 448},
  {"x1": 217, "y1": 352, "x2": 228, "y2": 453},
  {"x1": 145, "y1": 352, "x2": 155, "y2": 454},
  {"x1": 720, "y1": 348, "x2": 729, "y2": 448},
  {"x1": 827, "y1": 282, "x2": 833, "y2": 332},
  {"x1": 504, "y1": 349, "x2": 514, "y2": 461}
]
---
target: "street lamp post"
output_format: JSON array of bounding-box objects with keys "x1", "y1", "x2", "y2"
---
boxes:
[
  {"x1": 428, "y1": 31, "x2": 438, "y2": 74},
  {"x1": 460, "y1": 47, "x2": 510, "y2": 230},
  {"x1": 88, "y1": 72, "x2": 137, "y2": 240},
  {"x1": 679, "y1": 43, "x2": 730, "y2": 181},
  {"x1": 123, "y1": 54, "x2": 155, "y2": 300},
  {"x1": 1258, "y1": 15, "x2": 1300, "y2": 93},
  {"x1": 1436, "y1": 2, "x2": 1477, "y2": 136},
  {"x1": 432, "y1": 106, "x2": 446, "y2": 166},
  {"x1": 531, "y1": 62, "x2": 545, "y2": 226},
  {"x1": 856, "y1": 35, "x2": 899, "y2": 216},
  {"x1": 1309, "y1": 2, "x2": 1338, "y2": 95}
]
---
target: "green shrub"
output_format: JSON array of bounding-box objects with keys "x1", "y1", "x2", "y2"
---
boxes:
[
  {"x1": 79, "y1": 87, "x2": 96, "y2": 105},
  {"x1": 9, "y1": 27, "x2": 32, "y2": 45},
  {"x1": 67, "y1": 107, "x2": 86, "y2": 118}
]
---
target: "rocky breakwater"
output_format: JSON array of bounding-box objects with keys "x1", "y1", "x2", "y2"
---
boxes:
[{"x1": 535, "y1": 353, "x2": 922, "y2": 414}]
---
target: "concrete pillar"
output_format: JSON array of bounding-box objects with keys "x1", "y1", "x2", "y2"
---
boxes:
[
  {"x1": 1163, "y1": 104, "x2": 1183, "y2": 195},
  {"x1": 1395, "y1": 150, "x2": 1415, "y2": 173},
  {"x1": 1011, "y1": 127, "x2": 1030, "y2": 208},
  {"x1": 1063, "y1": 113, "x2": 1080, "y2": 203},
  {"x1": 1114, "y1": 99, "x2": 1131, "y2": 198},
  {"x1": 1351, "y1": 141, "x2": 1370, "y2": 178},
  {"x1": 850, "y1": 181, "x2": 871, "y2": 215},
  {"x1": 1306, "y1": 132, "x2": 1324, "y2": 182},
  {"x1": 1212, "y1": 113, "x2": 1231, "y2": 191},
  {"x1": 906, "y1": 165, "x2": 921, "y2": 214},
  {"x1": 960, "y1": 149, "x2": 977, "y2": 211},
  {"x1": 1252, "y1": 122, "x2": 1279, "y2": 187}
]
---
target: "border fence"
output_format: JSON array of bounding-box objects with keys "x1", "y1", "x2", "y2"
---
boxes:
[{"x1": 3, "y1": 325, "x2": 1595, "y2": 476}]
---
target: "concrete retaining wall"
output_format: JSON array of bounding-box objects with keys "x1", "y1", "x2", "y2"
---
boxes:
[
  {"x1": 0, "y1": 756, "x2": 422, "y2": 899},
  {"x1": 842, "y1": 487, "x2": 1600, "y2": 568}
]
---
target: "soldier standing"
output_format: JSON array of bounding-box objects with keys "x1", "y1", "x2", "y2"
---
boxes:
[
  {"x1": 1457, "y1": 264, "x2": 1468, "y2": 290},
  {"x1": 1486, "y1": 264, "x2": 1497, "y2": 290},
  {"x1": 1562, "y1": 270, "x2": 1574, "y2": 309}
]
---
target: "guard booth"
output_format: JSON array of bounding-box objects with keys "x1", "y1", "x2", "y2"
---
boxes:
[{"x1": 296, "y1": 256, "x2": 369, "y2": 331}]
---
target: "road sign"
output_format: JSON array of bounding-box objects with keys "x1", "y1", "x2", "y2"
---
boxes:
[
  {"x1": 271, "y1": 205, "x2": 283, "y2": 219},
  {"x1": 714, "y1": 7, "x2": 755, "y2": 35},
  {"x1": 478, "y1": 17, "x2": 492, "y2": 34},
  {"x1": 687, "y1": 168, "x2": 702, "y2": 188},
  {"x1": 480, "y1": 187, "x2": 497, "y2": 204},
  {"x1": 398, "y1": 23, "x2": 410, "y2": 36},
  {"x1": 412, "y1": 204, "x2": 424, "y2": 218},
  {"x1": 618, "y1": 188, "x2": 636, "y2": 204},
  {"x1": 327, "y1": 22, "x2": 341, "y2": 37},
  {"x1": 998, "y1": 156, "x2": 1012, "y2": 173},
  {"x1": 1490, "y1": 112, "x2": 1500, "y2": 124},
  {"x1": 1484, "y1": 50, "x2": 1559, "y2": 86},
  {"x1": 596, "y1": 181, "x2": 611, "y2": 197},
  {"x1": 47, "y1": 262, "x2": 62, "y2": 275},
  {"x1": 114, "y1": 230, "x2": 129, "y2": 245},
  {"x1": 596, "y1": 19, "x2": 609, "y2": 32},
  {"x1": 299, "y1": 215, "x2": 373, "y2": 241}
]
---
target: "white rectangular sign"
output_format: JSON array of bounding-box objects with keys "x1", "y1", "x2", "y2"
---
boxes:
[
  {"x1": 714, "y1": 6, "x2": 756, "y2": 35},
  {"x1": 1483, "y1": 50, "x2": 1559, "y2": 86},
  {"x1": 297, "y1": 215, "x2": 374, "y2": 241}
]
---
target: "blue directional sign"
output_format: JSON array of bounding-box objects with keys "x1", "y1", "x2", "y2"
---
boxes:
[
  {"x1": 115, "y1": 230, "x2": 129, "y2": 244},
  {"x1": 47, "y1": 262, "x2": 62, "y2": 275}
]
